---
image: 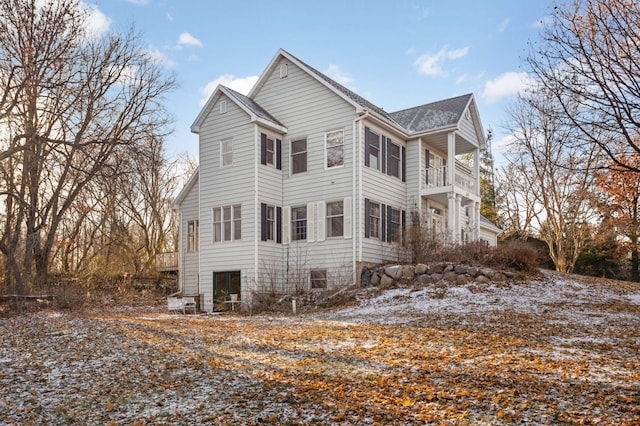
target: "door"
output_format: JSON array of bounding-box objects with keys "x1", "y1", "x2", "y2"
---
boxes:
[{"x1": 213, "y1": 271, "x2": 241, "y2": 303}]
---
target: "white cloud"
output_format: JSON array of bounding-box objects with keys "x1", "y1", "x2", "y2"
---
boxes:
[
  {"x1": 144, "y1": 46, "x2": 174, "y2": 68},
  {"x1": 415, "y1": 46, "x2": 470, "y2": 76},
  {"x1": 167, "y1": 13, "x2": 174, "y2": 22},
  {"x1": 325, "y1": 65, "x2": 352, "y2": 85},
  {"x1": 200, "y1": 75, "x2": 259, "y2": 106},
  {"x1": 456, "y1": 73, "x2": 469, "y2": 85},
  {"x1": 447, "y1": 47, "x2": 469, "y2": 60},
  {"x1": 482, "y1": 71, "x2": 534, "y2": 104},
  {"x1": 178, "y1": 32, "x2": 203, "y2": 48},
  {"x1": 498, "y1": 17, "x2": 511, "y2": 33},
  {"x1": 82, "y1": 3, "x2": 111, "y2": 38}
]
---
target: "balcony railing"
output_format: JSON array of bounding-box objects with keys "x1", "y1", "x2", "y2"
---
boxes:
[
  {"x1": 156, "y1": 252, "x2": 178, "y2": 272},
  {"x1": 423, "y1": 165, "x2": 476, "y2": 193}
]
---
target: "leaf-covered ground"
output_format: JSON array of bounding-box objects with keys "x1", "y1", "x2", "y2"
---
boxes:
[{"x1": 1, "y1": 271, "x2": 639, "y2": 425}]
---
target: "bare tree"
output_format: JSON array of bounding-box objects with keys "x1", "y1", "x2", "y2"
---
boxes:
[
  {"x1": 501, "y1": 91, "x2": 600, "y2": 273},
  {"x1": 0, "y1": 0, "x2": 175, "y2": 295},
  {"x1": 494, "y1": 163, "x2": 541, "y2": 238},
  {"x1": 529, "y1": 0, "x2": 640, "y2": 171}
]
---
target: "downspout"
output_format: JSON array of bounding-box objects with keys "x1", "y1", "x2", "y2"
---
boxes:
[
  {"x1": 354, "y1": 110, "x2": 370, "y2": 284},
  {"x1": 254, "y1": 125, "x2": 259, "y2": 298},
  {"x1": 177, "y1": 210, "x2": 183, "y2": 293}
]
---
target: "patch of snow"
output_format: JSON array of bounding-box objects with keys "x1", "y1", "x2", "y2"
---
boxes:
[{"x1": 629, "y1": 294, "x2": 640, "y2": 305}]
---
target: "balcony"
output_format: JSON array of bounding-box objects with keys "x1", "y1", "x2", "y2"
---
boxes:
[
  {"x1": 156, "y1": 252, "x2": 178, "y2": 272},
  {"x1": 421, "y1": 163, "x2": 477, "y2": 196}
]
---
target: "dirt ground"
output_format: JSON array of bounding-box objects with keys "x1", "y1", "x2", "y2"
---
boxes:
[{"x1": 1, "y1": 271, "x2": 639, "y2": 425}]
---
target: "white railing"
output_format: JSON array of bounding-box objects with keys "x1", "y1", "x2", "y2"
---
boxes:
[
  {"x1": 423, "y1": 164, "x2": 477, "y2": 193},
  {"x1": 424, "y1": 165, "x2": 448, "y2": 188},
  {"x1": 156, "y1": 252, "x2": 178, "y2": 271},
  {"x1": 454, "y1": 170, "x2": 476, "y2": 192}
]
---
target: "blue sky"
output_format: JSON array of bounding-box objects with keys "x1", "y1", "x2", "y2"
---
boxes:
[{"x1": 89, "y1": 0, "x2": 552, "y2": 161}]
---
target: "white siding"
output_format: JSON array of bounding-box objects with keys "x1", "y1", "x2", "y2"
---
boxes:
[
  {"x1": 253, "y1": 57, "x2": 358, "y2": 289},
  {"x1": 458, "y1": 107, "x2": 480, "y2": 148},
  {"x1": 359, "y1": 121, "x2": 408, "y2": 264},
  {"x1": 197, "y1": 94, "x2": 257, "y2": 311},
  {"x1": 178, "y1": 174, "x2": 200, "y2": 296}
]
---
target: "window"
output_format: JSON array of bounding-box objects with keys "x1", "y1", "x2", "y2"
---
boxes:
[
  {"x1": 291, "y1": 206, "x2": 307, "y2": 241},
  {"x1": 365, "y1": 200, "x2": 405, "y2": 243},
  {"x1": 365, "y1": 127, "x2": 405, "y2": 181},
  {"x1": 310, "y1": 269, "x2": 327, "y2": 289},
  {"x1": 213, "y1": 205, "x2": 241, "y2": 242},
  {"x1": 221, "y1": 139, "x2": 233, "y2": 166},
  {"x1": 261, "y1": 133, "x2": 281, "y2": 169},
  {"x1": 261, "y1": 203, "x2": 282, "y2": 243},
  {"x1": 266, "y1": 205, "x2": 275, "y2": 241},
  {"x1": 266, "y1": 138, "x2": 274, "y2": 165},
  {"x1": 291, "y1": 138, "x2": 307, "y2": 174},
  {"x1": 325, "y1": 129, "x2": 344, "y2": 168},
  {"x1": 223, "y1": 206, "x2": 232, "y2": 241},
  {"x1": 219, "y1": 100, "x2": 227, "y2": 114},
  {"x1": 233, "y1": 205, "x2": 241, "y2": 240},
  {"x1": 388, "y1": 206, "x2": 401, "y2": 243},
  {"x1": 326, "y1": 201, "x2": 344, "y2": 237},
  {"x1": 387, "y1": 140, "x2": 400, "y2": 178},
  {"x1": 365, "y1": 127, "x2": 380, "y2": 170},
  {"x1": 366, "y1": 200, "x2": 380, "y2": 239},
  {"x1": 187, "y1": 220, "x2": 199, "y2": 252}
]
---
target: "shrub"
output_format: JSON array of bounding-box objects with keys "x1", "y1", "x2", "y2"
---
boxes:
[{"x1": 488, "y1": 240, "x2": 539, "y2": 273}]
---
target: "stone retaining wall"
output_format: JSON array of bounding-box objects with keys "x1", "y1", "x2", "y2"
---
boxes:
[{"x1": 361, "y1": 262, "x2": 523, "y2": 287}]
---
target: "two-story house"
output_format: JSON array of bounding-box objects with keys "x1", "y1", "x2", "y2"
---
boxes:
[{"x1": 173, "y1": 49, "x2": 498, "y2": 312}]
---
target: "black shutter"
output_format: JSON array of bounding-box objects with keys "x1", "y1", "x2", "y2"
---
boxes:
[
  {"x1": 401, "y1": 146, "x2": 406, "y2": 182},
  {"x1": 387, "y1": 205, "x2": 393, "y2": 242},
  {"x1": 364, "y1": 198, "x2": 370, "y2": 238},
  {"x1": 260, "y1": 134, "x2": 267, "y2": 165},
  {"x1": 276, "y1": 206, "x2": 282, "y2": 243},
  {"x1": 425, "y1": 149, "x2": 430, "y2": 185},
  {"x1": 401, "y1": 210, "x2": 406, "y2": 243},
  {"x1": 381, "y1": 136, "x2": 387, "y2": 174},
  {"x1": 381, "y1": 203, "x2": 387, "y2": 242},
  {"x1": 364, "y1": 127, "x2": 372, "y2": 167},
  {"x1": 260, "y1": 203, "x2": 267, "y2": 241},
  {"x1": 276, "y1": 139, "x2": 282, "y2": 170}
]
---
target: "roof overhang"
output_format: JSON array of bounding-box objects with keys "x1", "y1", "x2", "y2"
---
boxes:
[{"x1": 191, "y1": 85, "x2": 287, "y2": 134}]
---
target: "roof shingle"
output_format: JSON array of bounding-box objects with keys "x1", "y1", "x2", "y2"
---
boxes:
[{"x1": 389, "y1": 93, "x2": 472, "y2": 133}]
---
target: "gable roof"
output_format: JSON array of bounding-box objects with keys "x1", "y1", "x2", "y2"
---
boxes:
[
  {"x1": 191, "y1": 85, "x2": 287, "y2": 134},
  {"x1": 223, "y1": 86, "x2": 284, "y2": 128},
  {"x1": 389, "y1": 93, "x2": 473, "y2": 133},
  {"x1": 249, "y1": 48, "x2": 404, "y2": 131},
  {"x1": 172, "y1": 167, "x2": 199, "y2": 209}
]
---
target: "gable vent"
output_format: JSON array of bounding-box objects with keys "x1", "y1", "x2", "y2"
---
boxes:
[{"x1": 280, "y1": 63, "x2": 288, "y2": 79}]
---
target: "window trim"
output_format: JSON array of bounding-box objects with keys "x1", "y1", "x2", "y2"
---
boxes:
[
  {"x1": 187, "y1": 220, "x2": 199, "y2": 252},
  {"x1": 387, "y1": 139, "x2": 401, "y2": 178},
  {"x1": 310, "y1": 268, "x2": 327, "y2": 290},
  {"x1": 261, "y1": 203, "x2": 282, "y2": 243},
  {"x1": 364, "y1": 199, "x2": 380, "y2": 239},
  {"x1": 291, "y1": 206, "x2": 307, "y2": 241},
  {"x1": 260, "y1": 133, "x2": 282, "y2": 170},
  {"x1": 213, "y1": 204, "x2": 241, "y2": 243},
  {"x1": 368, "y1": 130, "x2": 380, "y2": 170},
  {"x1": 325, "y1": 129, "x2": 344, "y2": 169},
  {"x1": 326, "y1": 200, "x2": 344, "y2": 238},
  {"x1": 220, "y1": 138, "x2": 233, "y2": 167}
]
